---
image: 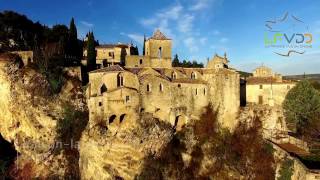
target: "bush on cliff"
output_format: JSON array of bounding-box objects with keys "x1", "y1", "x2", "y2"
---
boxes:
[{"x1": 137, "y1": 105, "x2": 275, "y2": 179}]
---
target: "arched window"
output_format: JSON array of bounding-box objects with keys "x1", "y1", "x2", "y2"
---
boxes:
[
  {"x1": 109, "y1": 115, "x2": 116, "y2": 124},
  {"x1": 158, "y1": 47, "x2": 162, "y2": 58},
  {"x1": 172, "y1": 72, "x2": 177, "y2": 80},
  {"x1": 117, "y1": 73, "x2": 124, "y2": 87},
  {"x1": 147, "y1": 84, "x2": 151, "y2": 92},
  {"x1": 191, "y1": 72, "x2": 196, "y2": 79},
  {"x1": 159, "y1": 83, "x2": 164, "y2": 92},
  {"x1": 120, "y1": 114, "x2": 126, "y2": 123},
  {"x1": 100, "y1": 84, "x2": 107, "y2": 94},
  {"x1": 140, "y1": 59, "x2": 143, "y2": 64}
]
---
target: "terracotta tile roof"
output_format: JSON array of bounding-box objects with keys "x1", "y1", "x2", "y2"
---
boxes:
[
  {"x1": 124, "y1": 67, "x2": 144, "y2": 74},
  {"x1": 172, "y1": 78, "x2": 207, "y2": 84},
  {"x1": 138, "y1": 73, "x2": 170, "y2": 82},
  {"x1": 89, "y1": 65, "x2": 124, "y2": 73},
  {"x1": 246, "y1": 77, "x2": 295, "y2": 84},
  {"x1": 149, "y1": 29, "x2": 170, "y2": 40},
  {"x1": 96, "y1": 44, "x2": 129, "y2": 49},
  {"x1": 107, "y1": 86, "x2": 138, "y2": 93}
]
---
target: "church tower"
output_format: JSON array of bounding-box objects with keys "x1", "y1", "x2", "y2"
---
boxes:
[
  {"x1": 145, "y1": 29, "x2": 172, "y2": 68},
  {"x1": 125, "y1": 29, "x2": 172, "y2": 68}
]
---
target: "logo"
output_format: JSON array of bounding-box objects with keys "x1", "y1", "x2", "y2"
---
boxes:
[{"x1": 264, "y1": 12, "x2": 312, "y2": 57}]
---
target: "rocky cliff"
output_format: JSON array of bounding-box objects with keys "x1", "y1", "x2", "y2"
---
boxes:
[{"x1": 0, "y1": 53, "x2": 87, "y2": 178}]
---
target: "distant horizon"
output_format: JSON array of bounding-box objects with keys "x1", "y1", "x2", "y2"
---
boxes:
[{"x1": 1, "y1": 0, "x2": 320, "y2": 75}]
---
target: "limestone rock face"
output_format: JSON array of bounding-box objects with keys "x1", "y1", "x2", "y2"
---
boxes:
[
  {"x1": 0, "y1": 55, "x2": 86, "y2": 178},
  {"x1": 79, "y1": 113, "x2": 173, "y2": 179}
]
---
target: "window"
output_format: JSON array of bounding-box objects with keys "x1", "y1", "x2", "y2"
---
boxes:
[
  {"x1": 259, "y1": 85, "x2": 263, "y2": 89},
  {"x1": 100, "y1": 84, "x2": 107, "y2": 94},
  {"x1": 258, "y1": 95, "x2": 263, "y2": 104},
  {"x1": 109, "y1": 52, "x2": 114, "y2": 58},
  {"x1": 178, "y1": 84, "x2": 181, "y2": 88},
  {"x1": 99, "y1": 102, "x2": 102, "y2": 106},
  {"x1": 117, "y1": 73, "x2": 124, "y2": 87},
  {"x1": 172, "y1": 72, "x2": 177, "y2": 80},
  {"x1": 203, "y1": 88, "x2": 206, "y2": 95},
  {"x1": 195, "y1": 88, "x2": 198, "y2": 95},
  {"x1": 191, "y1": 72, "x2": 196, "y2": 79},
  {"x1": 159, "y1": 83, "x2": 164, "y2": 92},
  {"x1": 140, "y1": 59, "x2": 143, "y2": 64},
  {"x1": 147, "y1": 84, "x2": 151, "y2": 92},
  {"x1": 126, "y1": 96, "x2": 130, "y2": 102},
  {"x1": 158, "y1": 47, "x2": 162, "y2": 58}
]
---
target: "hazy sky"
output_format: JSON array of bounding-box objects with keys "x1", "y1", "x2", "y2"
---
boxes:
[{"x1": 1, "y1": 0, "x2": 320, "y2": 75}]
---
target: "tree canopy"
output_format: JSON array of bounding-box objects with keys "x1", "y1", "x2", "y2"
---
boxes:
[
  {"x1": 283, "y1": 80, "x2": 320, "y2": 137},
  {"x1": 172, "y1": 54, "x2": 204, "y2": 68}
]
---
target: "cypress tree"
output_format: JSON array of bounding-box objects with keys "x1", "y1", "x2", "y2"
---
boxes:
[
  {"x1": 69, "y1": 18, "x2": 77, "y2": 41},
  {"x1": 68, "y1": 17, "x2": 79, "y2": 59},
  {"x1": 87, "y1": 32, "x2": 96, "y2": 71},
  {"x1": 135, "y1": 45, "x2": 139, "y2": 55},
  {"x1": 172, "y1": 54, "x2": 179, "y2": 67},
  {"x1": 143, "y1": 34, "x2": 146, "y2": 55}
]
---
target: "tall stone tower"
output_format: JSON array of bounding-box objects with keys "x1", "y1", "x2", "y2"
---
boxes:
[
  {"x1": 144, "y1": 29, "x2": 172, "y2": 68},
  {"x1": 125, "y1": 29, "x2": 172, "y2": 68}
]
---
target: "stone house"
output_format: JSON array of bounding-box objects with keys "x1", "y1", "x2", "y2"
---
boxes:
[
  {"x1": 83, "y1": 43, "x2": 131, "y2": 68},
  {"x1": 246, "y1": 66, "x2": 296, "y2": 106}
]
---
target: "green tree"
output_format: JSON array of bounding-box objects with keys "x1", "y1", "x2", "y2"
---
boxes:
[
  {"x1": 68, "y1": 17, "x2": 81, "y2": 61},
  {"x1": 143, "y1": 34, "x2": 146, "y2": 55},
  {"x1": 86, "y1": 32, "x2": 96, "y2": 71},
  {"x1": 283, "y1": 80, "x2": 320, "y2": 135},
  {"x1": 69, "y1": 18, "x2": 77, "y2": 42},
  {"x1": 172, "y1": 54, "x2": 180, "y2": 67},
  {"x1": 135, "y1": 45, "x2": 139, "y2": 55}
]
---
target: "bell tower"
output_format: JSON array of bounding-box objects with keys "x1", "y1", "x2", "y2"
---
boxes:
[{"x1": 144, "y1": 29, "x2": 172, "y2": 68}]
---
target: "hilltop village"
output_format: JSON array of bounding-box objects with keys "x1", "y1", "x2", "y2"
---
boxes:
[
  {"x1": 80, "y1": 30, "x2": 294, "y2": 131},
  {"x1": 2, "y1": 22, "x2": 320, "y2": 179}
]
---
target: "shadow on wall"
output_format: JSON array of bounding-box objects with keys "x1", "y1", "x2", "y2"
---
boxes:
[{"x1": 240, "y1": 78, "x2": 246, "y2": 107}]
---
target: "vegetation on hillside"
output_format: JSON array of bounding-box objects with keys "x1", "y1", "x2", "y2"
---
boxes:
[
  {"x1": 0, "y1": 11, "x2": 83, "y2": 61},
  {"x1": 278, "y1": 158, "x2": 294, "y2": 180},
  {"x1": 283, "y1": 80, "x2": 320, "y2": 140},
  {"x1": 137, "y1": 105, "x2": 275, "y2": 179}
]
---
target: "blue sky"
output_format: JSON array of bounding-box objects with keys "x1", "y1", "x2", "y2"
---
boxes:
[{"x1": 1, "y1": 0, "x2": 320, "y2": 75}]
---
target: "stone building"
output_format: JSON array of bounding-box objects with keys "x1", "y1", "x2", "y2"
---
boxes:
[
  {"x1": 86, "y1": 30, "x2": 240, "y2": 130},
  {"x1": 246, "y1": 66, "x2": 296, "y2": 106},
  {"x1": 125, "y1": 30, "x2": 172, "y2": 68},
  {"x1": 83, "y1": 43, "x2": 131, "y2": 68}
]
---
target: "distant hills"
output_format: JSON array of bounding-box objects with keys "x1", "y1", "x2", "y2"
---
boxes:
[{"x1": 284, "y1": 74, "x2": 320, "y2": 83}]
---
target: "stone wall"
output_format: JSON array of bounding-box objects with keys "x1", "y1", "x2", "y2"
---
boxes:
[
  {"x1": 11, "y1": 51, "x2": 33, "y2": 66},
  {"x1": 125, "y1": 55, "x2": 171, "y2": 68},
  {"x1": 246, "y1": 83, "x2": 295, "y2": 106},
  {"x1": 145, "y1": 39, "x2": 171, "y2": 59}
]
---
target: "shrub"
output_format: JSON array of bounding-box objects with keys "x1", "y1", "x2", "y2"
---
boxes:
[
  {"x1": 283, "y1": 80, "x2": 320, "y2": 136},
  {"x1": 278, "y1": 158, "x2": 294, "y2": 180}
]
